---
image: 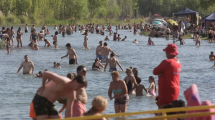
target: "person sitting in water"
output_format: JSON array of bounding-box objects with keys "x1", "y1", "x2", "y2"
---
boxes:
[
  {"x1": 121, "y1": 36, "x2": 127, "y2": 41},
  {"x1": 129, "y1": 77, "x2": 147, "y2": 96},
  {"x1": 44, "y1": 39, "x2": 51, "y2": 47},
  {"x1": 209, "y1": 52, "x2": 215, "y2": 61},
  {"x1": 147, "y1": 37, "x2": 155, "y2": 45},
  {"x1": 104, "y1": 53, "x2": 124, "y2": 72},
  {"x1": 101, "y1": 31, "x2": 105, "y2": 35},
  {"x1": 147, "y1": 76, "x2": 157, "y2": 97},
  {"x1": 117, "y1": 34, "x2": 121, "y2": 41},
  {"x1": 53, "y1": 62, "x2": 57, "y2": 68},
  {"x1": 56, "y1": 63, "x2": 61, "y2": 68},
  {"x1": 92, "y1": 58, "x2": 104, "y2": 71},
  {"x1": 104, "y1": 36, "x2": 109, "y2": 41},
  {"x1": 83, "y1": 96, "x2": 108, "y2": 120},
  {"x1": 36, "y1": 71, "x2": 43, "y2": 78},
  {"x1": 133, "y1": 39, "x2": 138, "y2": 43},
  {"x1": 31, "y1": 44, "x2": 39, "y2": 50}
]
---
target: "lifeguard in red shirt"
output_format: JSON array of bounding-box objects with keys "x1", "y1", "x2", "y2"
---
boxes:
[{"x1": 153, "y1": 44, "x2": 181, "y2": 107}]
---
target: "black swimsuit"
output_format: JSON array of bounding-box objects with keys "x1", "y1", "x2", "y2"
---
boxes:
[{"x1": 126, "y1": 79, "x2": 132, "y2": 93}]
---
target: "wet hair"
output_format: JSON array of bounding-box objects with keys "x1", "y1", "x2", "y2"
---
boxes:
[
  {"x1": 55, "y1": 31, "x2": 58, "y2": 35},
  {"x1": 77, "y1": 65, "x2": 86, "y2": 72},
  {"x1": 136, "y1": 77, "x2": 142, "y2": 84},
  {"x1": 84, "y1": 96, "x2": 108, "y2": 116},
  {"x1": 99, "y1": 41, "x2": 102, "y2": 44},
  {"x1": 211, "y1": 52, "x2": 213, "y2": 54},
  {"x1": 104, "y1": 42, "x2": 107, "y2": 46},
  {"x1": 44, "y1": 39, "x2": 47, "y2": 41},
  {"x1": 110, "y1": 53, "x2": 115, "y2": 57},
  {"x1": 38, "y1": 71, "x2": 42, "y2": 74},
  {"x1": 111, "y1": 71, "x2": 120, "y2": 77},
  {"x1": 24, "y1": 55, "x2": 28, "y2": 58},
  {"x1": 11, "y1": 27, "x2": 13, "y2": 30},
  {"x1": 66, "y1": 43, "x2": 71, "y2": 47},
  {"x1": 73, "y1": 75, "x2": 87, "y2": 87},
  {"x1": 67, "y1": 73, "x2": 75, "y2": 80}
]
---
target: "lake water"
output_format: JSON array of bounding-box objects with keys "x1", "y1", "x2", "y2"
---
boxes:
[{"x1": 0, "y1": 26, "x2": 215, "y2": 120}]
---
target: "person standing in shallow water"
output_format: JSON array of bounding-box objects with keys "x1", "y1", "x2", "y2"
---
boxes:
[
  {"x1": 61, "y1": 43, "x2": 78, "y2": 65},
  {"x1": 16, "y1": 27, "x2": 23, "y2": 48},
  {"x1": 83, "y1": 32, "x2": 89, "y2": 49},
  {"x1": 17, "y1": 55, "x2": 35, "y2": 74},
  {"x1": 104, "y1": 53, "x2": 124, "y2": 72},
  {"x1": 53, "y1": 31, "x2": 58, "y2": 49},
  {"x1": 153, "y1": 44, "x2": 181, "y2": 108},
  {"x1": 108, "y1": 71, "x2": 129, "y2": 113},
  {"x1": 124, "y1": 67, "x2": 137, "y2": 94}
]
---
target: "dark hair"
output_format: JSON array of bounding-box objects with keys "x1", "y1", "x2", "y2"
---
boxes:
[
  {"x1": 110, "y1": 53, "x2": 115, "y2": 57},
  {"x1": 55, "y1": 31, "x2": 58, "y2": 35},
  {"x1": 38, "y1": 71, "x2": 42, "y2": 74},
  {"x1": 24, "y1": 55, "x2": 28, "y2": 57},
  {"x1": 92, "y1": 59, "x2": 99, "y2": 68},
  {"x1": 211, "y1": 52, "x2": 213, "y2": 54},
  {"x1": 66, "y1": 43, "x2": 71, "y2": 47},
  {"x1": 44, "y1": 69, "x2": 48, "y2": 71},
  {"x1": 132, "y1": 68, "x2": 138, "y2": 76},
  {"x1": 7, "y1": 38, "x2": 10, "y2": 41},
  {"x1": 67, "y1": 73, "x2": 76, "y2": 80},
  {"x1": 162, "y1": 104, "x2": 176, "y2": 115},
  {"x1": 77, "y1": 65, "x2": 86, "y2": 72},
  {"x1": 11, "y1": 27, "x2": 13, "y2": 30},
  {"x1": 73, "y1": 75, "x2": 87, "y2": 88},
  {"x1": 136, "y1": 77, "x2": 142, "y2": 84},
  {"x1": 104, "y1": 42, "x2": 107, "y2": 46},
  {"x1": 99, "y1": 41, "x2": 102, "y2": 44},
  {"x1": 44, "y1": 39, "x2": 47, "y2": 41}
]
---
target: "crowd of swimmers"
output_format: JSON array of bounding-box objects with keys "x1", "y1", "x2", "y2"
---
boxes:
[{"x1": 1, "y1": 20, "x2": 213, "y2": 120}]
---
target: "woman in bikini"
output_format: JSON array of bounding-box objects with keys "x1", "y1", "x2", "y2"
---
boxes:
[
  {"x1": 16, "y1": 27, "x2": 23, "y2": 48},
  {"x1": 53, "y1": 31, "x2": 59, "y2": 49},
  {"x1": 92, "y1": 58, "x2": 104, "y2": 71},
  {"x1": 108, "y1": 71, "x2": 129, "y2": 113},
  {"x1": 195, "y1": 32, "x2": 201, "y2": 46},
  {"x1": 124, "y1": 67, "x2": 137, "y2": 94}
]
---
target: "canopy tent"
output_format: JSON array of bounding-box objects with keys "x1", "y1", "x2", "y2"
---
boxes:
[
  {"x1": 201, "y1": 15, "x2": 210, "y2": 21},
  {"x1": 174, "y1": 7, "x2": 198, "y2": 16},
  {"x1": 205, "y1": 13, "x2": 215, "y2": 22}
]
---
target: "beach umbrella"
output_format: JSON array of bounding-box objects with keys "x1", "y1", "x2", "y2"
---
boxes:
[
  {"x1": 154, "y1": 21, "x2": 163, "y2": 25},
  {"x1": 168, "y1": 19, "x2": 178, "y2": 25},
  {"x1": 154, "y1": 14, "x2": 161, "y2": 17}
]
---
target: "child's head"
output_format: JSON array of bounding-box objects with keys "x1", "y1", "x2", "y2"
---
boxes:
[
  {"x1": 44, "y1": 39, "x2": 47, "y2": 41},
  {"x1": 57, "y1": 63, "x2": 60, "y2": 66},
  {"x1": 55, "y1": 31, "x2": 58, "y2": 35},
  {"x1": 53, "y1": 62, "x2": 56, "y2": 66},
  {"x1": 149, "y1": 76, "x2": 154, "y2": 83},
  {"x1": 84, "y1": 96, "x2": 108, "y2": 116},
  {"x1": 125, "y1": 36, "x2": 127, "y2": 38},
  {"x1": 136, "y1": 77, "x2": 141, "y2": 84}
]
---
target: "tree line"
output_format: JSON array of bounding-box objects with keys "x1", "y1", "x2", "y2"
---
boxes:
[{"x1": 0, "y1": 0, "x2": 214, "y2": 24}]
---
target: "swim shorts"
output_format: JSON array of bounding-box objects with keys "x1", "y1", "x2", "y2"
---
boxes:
[
  {"x1": 72, "y1": 101, "x2": 86, "y2": 117},
  {"x1": 114, "y1": 94, "x2": 129, "y2": 105},
  {"x1": 67, "y1": 30, "x2": 71, "y2": 35},
  {"x1": 101, "y1": 55, "x2": 108, "y2": 63},
  {"x1": 25, "y1": 30, "x2": 28, "y2": 33},
  {"x1": 29, "y1": 102, "x2": 36, "y2": 118},
  {"x1": 69, "y1": 59, "x2": 76, "y2": 65},
  {"x1": 109, "y1": 68, "x2": 117, "y2": 72},
  {"x1": 33, "y1": 94, "x2": 58, "y2": 116},
  {"x1": 98, "y1": 55, "x2": 102, "y2": 60}
]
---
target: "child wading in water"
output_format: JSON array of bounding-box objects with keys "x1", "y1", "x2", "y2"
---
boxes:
[
  {"x1": 147, "y1": 76, "x2": 157, "y2": 96},
  {"x1": 6, "y1": 38, "x2": 10, "y2": 54},
  {"x1": 129, "y1": 77, "x2": 147, "y2": 96}
]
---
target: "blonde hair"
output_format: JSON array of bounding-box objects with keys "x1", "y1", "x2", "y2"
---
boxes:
[
  {"x1": 84, "y1": 96, "x2": 108, "y2": 115},
  {"x1": 111, "y1": 71, "x2": 120, "y2": 77},
  {"x1": 126, "y1": 66, "x2": 133, "y2": 72}
]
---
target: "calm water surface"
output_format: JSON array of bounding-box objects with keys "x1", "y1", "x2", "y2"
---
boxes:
[{"x1": 0, "y1": 26, "x2": 215, "y2": 120}]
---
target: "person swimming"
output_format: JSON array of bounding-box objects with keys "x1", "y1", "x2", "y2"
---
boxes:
[
  {"x1": 147, "y1": 76, "x2": 157, "y2": 96},
  {"x1": 133, "y1": 39, "x2": 138, "y2": 43},
  {"x1": 92, "y1": 58, "x2": 104, "y2": 71},
  {"x1": 147, "y1": 37, "x2": 155, "y2": 45}
]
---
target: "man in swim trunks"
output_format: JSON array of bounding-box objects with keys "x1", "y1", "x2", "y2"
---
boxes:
[
  {"x1": 32, "y1": 71, "x2": 87, "y2": 120},
  {"x1": 153, "y1": 44, "x2": 181, "y2": 108},
  {"x1": 99, "y1": 42, "x2": 119, "y2": 63},
  {"x1": 67, "y1": 24, "x2": 73, "y2": 35},
  {"x1": 96, "y1": 41, "x2": 103, "y2": 59},
  {"x1": 73, "y1": 65, "x2": 88, "y2": 117},
  {"x1": 104, "y1": 53, "x2": 124, "y2": 72},
  {"x1": 61, "y1": 43, "x2": 78, "y2": 65},
  {"x1": 17, "y1": 55, "x2": 35, "y2": 74}
]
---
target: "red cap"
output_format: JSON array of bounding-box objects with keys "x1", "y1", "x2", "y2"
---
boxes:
[{"x1": 163, "y1": 44, "x2": 179, "y2": 55}]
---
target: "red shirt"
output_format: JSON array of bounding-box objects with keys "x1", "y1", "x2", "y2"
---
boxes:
[{"x1": 153, "y1": 58, "x2": 181, "y2": 106}]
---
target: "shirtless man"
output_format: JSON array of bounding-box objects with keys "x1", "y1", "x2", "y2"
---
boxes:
[
  {"x1": 8, "y1": 27, "x2": 15, "y2": 48},
  {"x1": 104, "y1": 53, "x2": 124, "y2": 72},
  {"x1": 96, "y1": 41, "x2": 103, "y2": 59},
  {"x1": 73, "y1": 65, "x2": 88, "y2": 117},
  {"x1": 99, "y1": 42, "x2": 119, "y2": 63},
  {"x1": 61, "y1": 43, "x2": 78, "y2": 65},
  {"x1": 67, "y1": 24, "x2": 73, "y2": 35},
  {"x1": 32, "y1": 71, "x2": 87, "y2": 120},
  {"x1": 17, "y1": 55, "x2": 35, "y2": 74},
  {"x1": 25, "y1": 24, "x2": 28, "y2": 33}
]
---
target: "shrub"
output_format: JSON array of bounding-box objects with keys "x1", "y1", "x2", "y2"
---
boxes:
[
  {"x1": 0, "y1": 15, "x2": 6, "y2": 25},
  {"x1": 19, "y1": 16, "x2": 29, "y2": 24},
  {"x1": 6, "y1": 14, "x2": 21, "y2": 24}
]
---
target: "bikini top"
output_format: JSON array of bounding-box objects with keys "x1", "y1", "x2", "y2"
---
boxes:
[{"x1": 112, "y1": 82, "x2": 123, "y2": 94}]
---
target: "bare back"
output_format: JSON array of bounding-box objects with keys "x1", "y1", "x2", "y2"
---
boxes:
[
  {"x1": 107, "y1": 57, "x2": 118, "y2": 68},
  {"x1": 100, "y1": 46, "x2": 111, "y2": 56}
]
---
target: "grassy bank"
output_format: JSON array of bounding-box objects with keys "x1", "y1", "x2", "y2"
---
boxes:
[{"x1": 0, "y1": 14, "x2": 144, "y2": 26}]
